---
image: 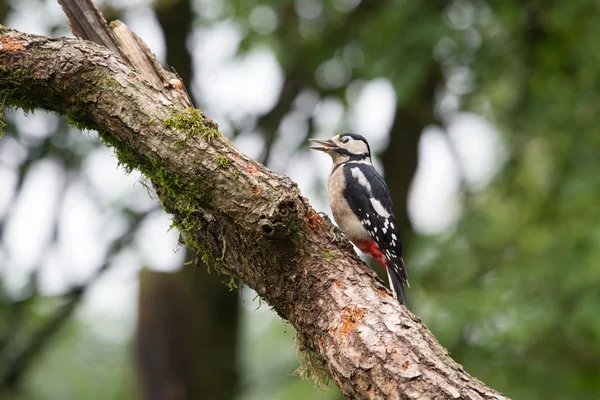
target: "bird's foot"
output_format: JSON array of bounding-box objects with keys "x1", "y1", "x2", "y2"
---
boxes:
[{"x1": 318, "y1": 212, "x2": 345, "y2": 243}]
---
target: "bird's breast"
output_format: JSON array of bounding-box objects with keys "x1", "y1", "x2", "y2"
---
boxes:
[{"x1": 327, "y1": 166, "x2": 370, "y2": 241}]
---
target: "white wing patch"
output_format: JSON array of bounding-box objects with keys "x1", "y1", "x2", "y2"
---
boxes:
[
  {"x1": 351, "y1": 167, "x2": 372, "y2": 193},
  {"x1": 370, "y1": 198, "x2": 390, "y2": 218}
]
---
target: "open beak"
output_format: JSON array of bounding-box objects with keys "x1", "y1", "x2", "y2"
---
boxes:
[{"x1": 309, "y1": 138, "x2": 338, "y2": 152}]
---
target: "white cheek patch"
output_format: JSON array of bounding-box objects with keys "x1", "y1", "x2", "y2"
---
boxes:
[
  {"x1": 370, "y1": 198, "x2": 391, "y2": 218},
  {"x1": 351, "y1": 167, "x2": 372, "y2": 193}
]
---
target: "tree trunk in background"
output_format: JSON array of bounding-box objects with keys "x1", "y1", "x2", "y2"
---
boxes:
[
  {"x1": 381, "y1": 65, "x2": 442, "y2": 239},
  {"x1": 135, "y1": 267, "x2": 239, "y2": 400},
  {"x1": 134, "y1": 1, "x2": 240, "y2": 399}
]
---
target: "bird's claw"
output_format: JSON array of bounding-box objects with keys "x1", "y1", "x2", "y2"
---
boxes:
[{"x1": 318, "y1": 212, "x2": 345, "y2": 243}]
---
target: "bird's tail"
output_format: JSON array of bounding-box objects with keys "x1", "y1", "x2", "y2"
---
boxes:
[{"x1": 386, "y1": 258, "x2": 408, "y2": 306}]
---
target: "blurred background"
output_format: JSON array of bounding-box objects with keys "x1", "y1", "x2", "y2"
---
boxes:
[{"x1": 1, "y1": 0, "x2": 600, "y2": 399}]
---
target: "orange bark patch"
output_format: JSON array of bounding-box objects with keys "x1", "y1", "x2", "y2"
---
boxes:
[
  {"x1": 0, "y1": 36, "x2": 25, "y2": 52},
  {"x1": 304, "y1": 207, "x2": 322, "y2": 230},
  {"x1": 377, "y1": 288, "x2": 391, "y2": 298},
  {"x1": 339, "y1": 306, "x2": 367, "y2": 336},
  {"x1": 245, "y1": 164, "x2": 259, "y2": 175},
  {"x1": 401, "y1": 360, "x2": 410, "y2": 370},
  {"x1": 334, "y1": 280, "x2": 343, "y2": 288},
  {"x1": 251, "y1": 185, "x2": 260, "y2": 195}
]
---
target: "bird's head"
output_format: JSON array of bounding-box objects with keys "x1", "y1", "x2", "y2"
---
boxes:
[{"x1": 309, "y1": 133, "x2": 371, "y2": 163}]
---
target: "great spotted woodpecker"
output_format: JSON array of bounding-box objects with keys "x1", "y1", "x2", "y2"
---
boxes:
[{"x1": 310, "y1": 133, "x2": 409, "y2": 305}]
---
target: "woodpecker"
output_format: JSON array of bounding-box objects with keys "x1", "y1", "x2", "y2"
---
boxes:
[{"x1": 310, "y1": 133, "x2": 409, "y2": 305}]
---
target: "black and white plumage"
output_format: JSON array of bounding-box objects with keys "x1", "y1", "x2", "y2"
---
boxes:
[{"x1": 310, "y1": 133, "x2": 409, "y2": 305}]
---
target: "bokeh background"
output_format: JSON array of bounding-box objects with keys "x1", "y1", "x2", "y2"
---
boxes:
[{"x1": 1, "y1": 0, "x2": 600, "y2": 399}]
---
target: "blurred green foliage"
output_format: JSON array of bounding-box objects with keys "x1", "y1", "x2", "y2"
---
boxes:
[{"x1": 411, "y1": 2, "x2": 600, "y2": 399}]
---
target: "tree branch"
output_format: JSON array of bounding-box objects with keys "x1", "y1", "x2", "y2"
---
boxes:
[{"x1": 0, "y1": 27, "x2": 508, "y2": 400}]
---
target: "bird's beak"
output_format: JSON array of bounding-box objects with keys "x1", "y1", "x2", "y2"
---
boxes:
[{"x1": 309, "y1": 138, "x2": 338, "y2": 152}]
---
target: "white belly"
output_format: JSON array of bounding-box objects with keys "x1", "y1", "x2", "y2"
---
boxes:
[{"x1": 328, "y1": 167, "x2": 370, "y2": 242}]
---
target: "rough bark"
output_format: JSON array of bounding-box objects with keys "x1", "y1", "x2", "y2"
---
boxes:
[{"x1": 0, "y1": 28, "x2": 508, "y2": 400}]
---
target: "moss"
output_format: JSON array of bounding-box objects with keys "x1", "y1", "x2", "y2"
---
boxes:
[
  {"x1": 0, "y1": 66, "x2": 31, "y2": 85},
  {"x1": 65, "y1": 110, "x2": 92, "y2": 131},
  {"x1": 98, "y1": 129, "x2": 212, "y2": 264},
  {"x1": 0, "y1": 84, "x2": 37, "y2": 115},
  {"x1": 295, "y1": 338, "x2": 333, "y2": 389},
  {"x1": 174, "y1": 139, "x2": 188, "y2": 149},
  {"x1": 226, "y1": 276, "x2": 237, "y2": 290},
  {"x1": 101, "y1": 77, "x2": 121, "y2": 90},
  {"x1": 163, "y1": 107, "x2": 221, "y2": 141},
  {"x1": 201, "y1": 252, "x2": 211, "y2": 265},
  {"x1": 198, "y1": 251, "x2": 225, "y2": 276},
  {"x1": 94, "y1": 113, "x2": 223, "y2": 282},
  {"x1": 323, "y1": 250, "x2": 337, "y2": 260},
  {"x1": 197, "y1": 248, "x2": 229, "y2": 277},
  {"x1": 214, "y1": 155, "x2": 229, "y2": 168},
  {"x1": 98, "y1": 131, "x2": 143, "y2": 174},
  {"x1": 0, "y1": 73, "x2": 36, "y2": 135},
  {"x1": 232, "y1": 169, "x2": 240, "y2": 179}
]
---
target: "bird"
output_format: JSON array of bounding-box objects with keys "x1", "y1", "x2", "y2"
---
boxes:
[{"x1": 309, "y1": 133, "x2": 409, "y2": 305}]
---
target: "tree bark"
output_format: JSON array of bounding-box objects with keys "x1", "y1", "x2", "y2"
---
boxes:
[{"x1": 0, "y1": 28, "x2": 508, "y2": 400}]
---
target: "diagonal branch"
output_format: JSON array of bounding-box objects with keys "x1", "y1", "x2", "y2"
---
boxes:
[{"x1": 0, "y1": 27, "x2": 508, "y2": 400}]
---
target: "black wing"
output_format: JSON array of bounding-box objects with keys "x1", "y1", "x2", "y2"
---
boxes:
[{"x1": 342, "y1": 163, "x2": 409, "y2": 302}]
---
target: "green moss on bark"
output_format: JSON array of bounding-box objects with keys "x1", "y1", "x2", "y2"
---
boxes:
[
  {"x1": 0, "y1": 67, "x2": 39, "y2": 114},
  {"x1": 97, "y1": 128, "x2": 213, "y2": 265},
  {"x1": 214, "y1": 155, "x2": 229, "y2": 168},
  {"x1": 163, "y1": 108, "x2": 220, "y2": 141},
  {"x1": 295, "y1": 337, "x2": 333, "y2": 389}
]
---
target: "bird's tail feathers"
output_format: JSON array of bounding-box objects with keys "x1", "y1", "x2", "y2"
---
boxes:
[{"x1": 387, "y1": 260, "x2": 407, "y2": 306}]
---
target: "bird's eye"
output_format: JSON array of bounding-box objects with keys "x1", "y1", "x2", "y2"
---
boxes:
[{"x1": 341, "y1": 136, "x2": 350, "y2": 144}]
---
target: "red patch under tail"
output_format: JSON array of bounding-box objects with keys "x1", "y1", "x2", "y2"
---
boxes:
[{"x1": 353, "y1": 240, "x2": 388, "y2": 269}]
